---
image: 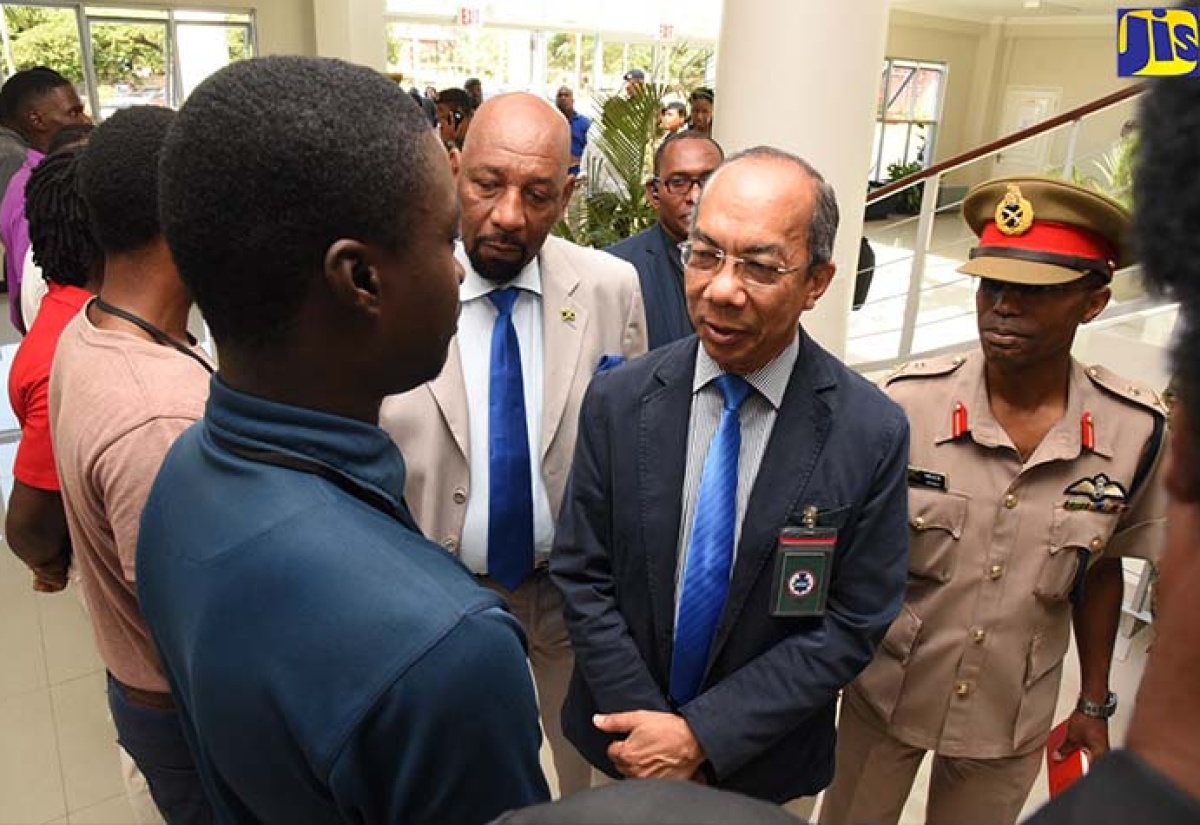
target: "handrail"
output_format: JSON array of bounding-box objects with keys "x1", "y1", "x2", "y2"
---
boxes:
[{"x1": 867, "y1": 84, "x2": 1143, "y2": 203}]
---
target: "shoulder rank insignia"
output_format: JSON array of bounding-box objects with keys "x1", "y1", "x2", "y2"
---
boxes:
[
  {"x1": 1084, "y1": 365, "x2": 1168, "y2": 418},
  {"x1": 1063, "y1": 473, "x2": 1129, "y2": 513},
  {"x1": 884, "y1": 353, "x2": 967, "y2": 386},
  {"x1": 995, "y1": 184, "x2": 1034, "y2": 236}
]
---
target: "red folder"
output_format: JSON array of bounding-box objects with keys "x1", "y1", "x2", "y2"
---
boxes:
[{"x1": 1045, "y1": 719, "x2": 1091, "y2": 797}]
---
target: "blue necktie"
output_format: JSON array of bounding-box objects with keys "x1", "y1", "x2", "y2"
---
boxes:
[
  {"x1": 671, "y1": 374, "x2": 752, "y2": 703},
  {"x1": 487, "y1": 288, "x2": 534, "y2": 590}
]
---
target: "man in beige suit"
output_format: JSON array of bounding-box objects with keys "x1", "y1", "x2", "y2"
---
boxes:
[{"x1": 380, "y1": 92, "x2": 647, "y2": 797}]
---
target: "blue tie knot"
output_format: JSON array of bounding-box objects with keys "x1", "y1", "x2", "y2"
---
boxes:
[
  {"x1": 489, "y1": 288, "x2": 519, "y2": 317},
  {"x1": 715, "y1": 374, "x2": 752, "y2": 412}
]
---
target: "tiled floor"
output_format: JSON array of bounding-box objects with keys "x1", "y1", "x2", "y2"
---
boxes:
[{"x1": 0, "y1": 550, "x2": 135, "y2": 825}]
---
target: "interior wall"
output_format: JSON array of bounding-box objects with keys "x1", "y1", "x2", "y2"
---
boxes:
[
  {"x1": 884, "y1": 11, "x2": 985, "y2": 170},
  {"x1": 990, "y1": 23, "x2": 1136, "y2": 185},
  {"x1": 881, "y1": 13, "x2": 1134, "y2": 193},
  {"x1": 148, "y1": 0, "x2": 317, "y2": 57}
]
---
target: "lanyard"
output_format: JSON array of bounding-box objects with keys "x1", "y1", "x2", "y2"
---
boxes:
[
  {"x1": 92, "y1": 298, "x2": 214, "y2": 376},
  {"x1": 207, "y1": 430, "x2": 420, "y2": 533}
]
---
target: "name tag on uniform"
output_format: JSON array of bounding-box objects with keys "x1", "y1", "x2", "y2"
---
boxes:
[
  {"x1": 908, "y1": 466, "x2": 947, "y2": 491},
  {"x1": 771, "y1": 526, "x2": 834, "y2": 617}
]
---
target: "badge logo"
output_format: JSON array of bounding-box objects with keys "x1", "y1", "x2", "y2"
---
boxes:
[
  {"x1": 995, "y1": 184, "x2": 1035, "y2": 236},
  {"x1": 788, "y1": 569, "x2": 816, "y2": 599},
  {"x1": 1063, "y1": 474, "x2": 1129, "y2": 513},
  {"x1": 1118, "y1": 8, "x2": 1200, "y2": 77}
]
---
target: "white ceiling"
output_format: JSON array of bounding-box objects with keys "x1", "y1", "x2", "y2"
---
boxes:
[{"x1": 890, "y1": 0, "x2": 1123, "y2": 23}]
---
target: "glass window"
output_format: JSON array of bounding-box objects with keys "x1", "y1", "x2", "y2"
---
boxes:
[
  {"x1": 1, "y1": 3, "x2": 255, "y2": 120},
  {"x1": 0, "y1": 4, "x2": 95, "y2": 115},
  {"x1": 871, "y1": 58, "x2": 946, "y2": 182}
]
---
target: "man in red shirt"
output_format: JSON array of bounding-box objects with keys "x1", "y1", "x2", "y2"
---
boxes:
[{"x1": 6, "y1": 143, "x2": 101, "y2": 590}]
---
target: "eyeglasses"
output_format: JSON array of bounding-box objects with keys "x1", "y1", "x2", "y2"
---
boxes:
[
  {"x1": 679, "y1": 241, "x2": 804, "y2": 286},
  {"x1": 654, "y1": 173, "x2": 712, "y2": 196}
]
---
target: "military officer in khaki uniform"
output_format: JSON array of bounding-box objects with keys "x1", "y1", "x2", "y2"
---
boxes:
[{"x1": 820, "y1": 177, "x2": 1168, "y2": 825}]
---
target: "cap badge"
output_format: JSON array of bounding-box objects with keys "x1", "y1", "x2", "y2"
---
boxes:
[{"x1": 995, "y1": 184, "x2": 1035, "y2": 236}]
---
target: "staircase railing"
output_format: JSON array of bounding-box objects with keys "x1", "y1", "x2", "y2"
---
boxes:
[{"x1": 851, "y1": 83, "x2": 1153, "y2": 373}]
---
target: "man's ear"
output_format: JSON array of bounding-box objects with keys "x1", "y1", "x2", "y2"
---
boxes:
[
  {"x1": 447, "y1": 146, "x2": 461, "y2": 178},
  {"x1": 645, "y1": 179, "x2": 661, "y2": 212},
  {"x1": 324, "y1": 239, "x2": 380, "y2": 315},
  {"x1": 802, "y1": 262, "x2": 837, "y2": 311},
  {"x1": 558, "y1": 175, "x2": 576, "y2": 218},
  {"x1": 1082, "y1": 285, "x2": 1112, "y2": 324}
]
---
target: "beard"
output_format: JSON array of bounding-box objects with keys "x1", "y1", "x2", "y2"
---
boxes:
[{"x1": 467, "y1": 232, "x2": 531, "y2": 284}]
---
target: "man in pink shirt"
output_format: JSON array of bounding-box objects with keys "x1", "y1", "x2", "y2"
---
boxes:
[{"x1": 0, "y1": 68, "x2": 90, "y2": 333}]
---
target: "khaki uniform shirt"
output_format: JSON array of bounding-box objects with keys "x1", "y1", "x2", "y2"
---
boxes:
[{"x1": 851, "y1": 350, "x2": 1167, "y2": 759}]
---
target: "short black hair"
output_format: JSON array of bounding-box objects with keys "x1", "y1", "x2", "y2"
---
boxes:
[
  {"x1": 1136, "y1": 79, "x2": 1200, "y2": 313},
  {"x1": 464, "y1": 77, "x2": 481, "y2": 90},
  {"x1": 653, "y1": 130, "x2": 724, "y2": 177},
  {"x1": 159, "y1": 56, "x2": 435, "y2": 350},
  {"x1": 78, "y1": 106, "x2": 174, "y2": 255},
  {"x1": 1136, "y1": 77, "x2": 1200, "y2": 446},
  {"x1": 661, "y1": 101, "x2": 687, "y2": 117},
  {"x1": 25, "y1": 145, "x2": 101, "y2": 288},
  {"x1": 438, "y1": 87, "x2": 474, "y2": 111},
  {"x1": 689, "y1": 87, "x2": 714, "y2": 104},
  {"x1": 1, "y1": 67, "x2": 72, "y2": 121}
]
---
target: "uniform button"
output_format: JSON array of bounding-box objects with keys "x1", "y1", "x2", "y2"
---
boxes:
[
  {"x1": 913, "y1": 516, "x2": 926, "y2": 530},
  {"x1": 1004, "y1": 494, "x2": 1018, "y2": 509},
  {"x1": 452, "y1": 487, "x2": 467, "y2": 504},
  {"x1": 442, "y1": 537, "x2": 459, "y2": 551},
  {"x1": 989, "y1": 563, "x2": 1004, "y2": 580},
  {"x1": 955, "y1": 682, "x2": 971, "y2": 697},
  {"x1": 972, "y1": 628, "x2": 987, "y2": 644},
  {"x1": 1090, "y1": 537, "x2": 1103, "y2": 552},
  {"x1": 1088, "y1": 367, "x2": 1100, "y2": 378}
]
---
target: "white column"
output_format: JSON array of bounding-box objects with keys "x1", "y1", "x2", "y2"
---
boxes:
[
  {"x1": 715, "y1": 0, "x2": 889, "y2": 358},
  {"x1": 311, "y1": 0, "x2": 387, "y2": 70}
]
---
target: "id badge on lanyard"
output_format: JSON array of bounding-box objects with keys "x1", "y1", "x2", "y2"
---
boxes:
[{"x1": 770, "y1": 506, "x2": 835, "y2": 618}]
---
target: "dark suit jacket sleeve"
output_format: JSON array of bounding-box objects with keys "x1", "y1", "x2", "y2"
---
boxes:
[
  {"x1": 679, "y1": 409, "x2": 911, "y2": 779},
  {"x1": 552, "y1": 375, "x2": 672, "y2": 714}
]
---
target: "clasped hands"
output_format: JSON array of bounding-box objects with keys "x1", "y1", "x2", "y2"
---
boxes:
[{"x1": 594, "y1": 710, "x2": 708, "y2": 781}]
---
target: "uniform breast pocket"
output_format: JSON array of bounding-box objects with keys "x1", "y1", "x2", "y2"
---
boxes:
[
  {"x1": 1034, "y1": 506, "x2": 1120, "y2": 603},
  {"x1": 907, "y1": 488, "x2": 968, "y2": 583}
]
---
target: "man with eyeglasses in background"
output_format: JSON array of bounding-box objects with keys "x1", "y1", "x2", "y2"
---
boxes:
[
  {"x1": 608, "y1": 132, "x2": 723, "y2": 350},
  {"x1": 821, "y1": 176, "x2": 1167, "y2": 825},
  {"x1": 553, "y1": 146, "x2": 910, "y2": 816}
]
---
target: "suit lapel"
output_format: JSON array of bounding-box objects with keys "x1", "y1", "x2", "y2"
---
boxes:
[
  {"x1": 708, "y1": 332, "x2": 837, "y2": 663},
  {"x1": 540, "y1": 240, "x2": 585, "y2": 459},
  {"x1": 640, "y1": 341, "x2": 699, "y2": 669},
  {"x1": 426, "y1": 338, "x2": 470, "y2": 461}
]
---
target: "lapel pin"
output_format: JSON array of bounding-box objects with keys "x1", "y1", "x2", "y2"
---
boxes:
[{"x1": 561, "y1": 308, "x2": 576, "y2": 323}]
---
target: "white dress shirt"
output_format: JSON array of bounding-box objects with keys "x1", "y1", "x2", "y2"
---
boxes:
[{"x1": 456, "y1": 245, "x2": 554, "y2": 575}]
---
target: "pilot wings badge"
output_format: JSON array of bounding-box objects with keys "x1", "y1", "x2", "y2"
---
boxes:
[{"x1": 1063, "y1": 474, "x2": 1129, "y2": 514}]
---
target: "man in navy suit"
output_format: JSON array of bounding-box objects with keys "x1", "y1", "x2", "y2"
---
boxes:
[
  {"x1": 552, "y1": 146, "x2": 910, "y2": 811},
  {"x1": 608, "y1": 132, "x2": 723, "y2": 350}
]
